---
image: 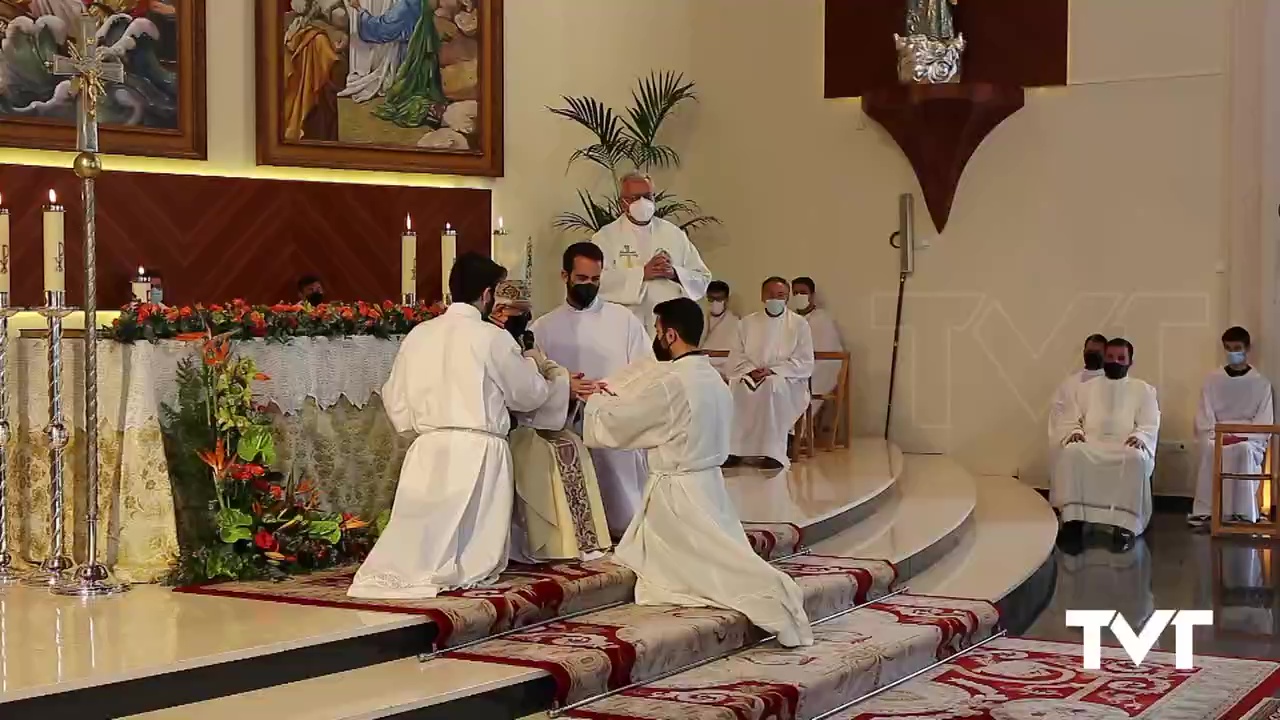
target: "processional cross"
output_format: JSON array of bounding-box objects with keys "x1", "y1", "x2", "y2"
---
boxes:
[{"x1": 50, "y1": 14, "x2": 125, "y2": 154}]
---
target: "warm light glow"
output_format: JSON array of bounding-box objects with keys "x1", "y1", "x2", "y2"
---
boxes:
[
  {"x1": 138, "y1": 266, "x2": 145, "y2": 276},
  {"x1": 445, "y1": 222, "x2": 453, "y2": 232},
  {"x1": 498, "y1": 216, "x2": 504, "y2": 230},
  {"x1": 405, "y1": 214, "x2": 413, "y2": 232},
  {"x1": 48, "y1": 189, "x2": 57, "y2": 204}
]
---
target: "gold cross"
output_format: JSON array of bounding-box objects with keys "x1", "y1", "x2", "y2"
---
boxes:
[{"x1": 48, "y1": 13, "x2": 125, "y2": 154}]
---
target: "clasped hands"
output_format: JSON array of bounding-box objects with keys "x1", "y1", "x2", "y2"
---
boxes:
[
  {"x1": 1064, "y1": 431, "x2": 1147, "y2": 452},
  {"x1": 747, "y1": 367, "x2": 775, "y2": 383},
  {"x1": 571, "y1": 373, "x2": 611, "y2": 402},
  {"x1": 643, "y1": 252, "x2": 677, "y2": 281}
]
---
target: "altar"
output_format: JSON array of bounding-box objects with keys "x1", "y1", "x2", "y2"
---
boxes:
[{"x1": 8, "y1": 336, "x2": 410, "y2": 583}]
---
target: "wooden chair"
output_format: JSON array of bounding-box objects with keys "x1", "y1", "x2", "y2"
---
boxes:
[
  {"x1": 1210, "y1": 423, "x2": 1280, "y2": 538},
  {"x1": 808, "y1": 351, "x2": 851, "y2": 452}
]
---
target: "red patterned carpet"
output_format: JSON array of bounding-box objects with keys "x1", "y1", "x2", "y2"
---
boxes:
[
  {"x1": 838, "y1": 637, "x2": 1280, "y2": 720},
  {"x1": 446, "y1": 555, "x2": 897, "y2": 704}
]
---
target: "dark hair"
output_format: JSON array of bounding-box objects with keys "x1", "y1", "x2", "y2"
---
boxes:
[
  {"x1": 1222, "y1": 326, "x2": 1252, "y2": 348},
  {"x1": 1084, "y1": 334, "x2": 1108, "y2": 347},
  {"x1": 792, "y1": 276, "x2": 816, "y2": 294},
  {"x1": 449, "y1": 253, "x2": 506, "y2": 305},
  {"x1": 654, "y1": 298, "x2": 704, "y2": 346},
  {"x1": 708, "y1": 280, "x2": 730, "y2": 296},
  {"x1": 563, "y1": 242, "x2": 605, "y2": 273},
  {"x1": 297, "y1": 274, "x2": 320, "y2": 292},
  {"x1": 761, "y1": 276, "x2": 789, "y2": 290},
  {"x1": 1106, "y1": 337, "x2": 1134, "y2": 361}
]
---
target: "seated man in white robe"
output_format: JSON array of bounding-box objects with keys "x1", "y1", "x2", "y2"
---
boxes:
[
  {"x1": 349, "y1": 254, "x2": 568, "y2": 599},
  {"x1": 531, "y1": 242, "x2": 652, "y2": 539},
  {"x1": 581, "y1": 297, "x2": 813, "y2": 647},
  {"x1": 488, "y1": 280, "x2": 613, "y2": 563},
  {"x1": 790, "y1": 276, "x2": 844, "y2": 419},
  {"x1": 1047, "y1": 334, "x2": 1108, "y2": 471},
  {"x1": 1189, "y1": 326, "x2": 1274, "y2": 527},
  {"x1": 591, "y1": 171, "x2": 713, "y2": 332},
  {"x1": 725, "y1": 277, "x2": 815, "y2": 469},
  {"x1": 1052, "y1": 337, "x2": 1160, "y2": 552},
  {"x1": 702, "y1": 280, "x2": 739, "y2": 377}
]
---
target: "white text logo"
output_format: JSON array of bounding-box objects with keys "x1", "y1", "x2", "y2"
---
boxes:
[{"x1": 1065, "y1": 610, "x2": 1214, "y2": 669}]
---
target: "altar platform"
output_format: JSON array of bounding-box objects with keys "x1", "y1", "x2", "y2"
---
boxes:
[{"x1": 0, "y1": 440, "x2": 1062, "y2": 719}]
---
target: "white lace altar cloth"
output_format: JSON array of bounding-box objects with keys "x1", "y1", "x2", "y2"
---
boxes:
[{"x1": 13, "y1": 336, "x2": 402, "y2": 429}]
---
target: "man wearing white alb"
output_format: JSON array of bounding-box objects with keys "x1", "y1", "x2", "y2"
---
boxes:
[
  {"x1": 581, "y1": 298, "x2": 813, "y2": 647},
  {"x1": 349, "y1": 254, "x2": 568, "y2": 599},
  {"x1": 531, "y1": 242, "x2": 652, "y2": 537},
  {"x1": 790, "y1": 277, "x2": 843, "y2": 416},
  {"x1": 1047, "y1": 334, "x2": 1108, "y2": 472},
  {"x1": 591, "y1": 172, "x2": 713, "y2": 332},
  {"x1": 725, "y1": 277, "x2": 815, "y2": 469},
  {"x1": 1189, "y1": 326, "x2": 1274, "y2": 528},
  {"x1": 1051, "y1": 337, "x2": 1160, "y2": 551},
  {"x1": 702, "y1": 280, "x2": 738, "y2": 376}
]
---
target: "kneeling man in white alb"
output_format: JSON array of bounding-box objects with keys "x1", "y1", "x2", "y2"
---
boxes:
[{"x1": 1051, "y1": 337, "x2": 1160, "y2": 551}]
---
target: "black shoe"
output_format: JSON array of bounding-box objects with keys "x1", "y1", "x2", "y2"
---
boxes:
[
  {"x1": 758, "y1": 457, "x2": 785, "y2": 470},
  {"x1": 721, "y1": 455, "x2": 743, "y2": 469},
  {"x1": 1110, "y1": 528, "x2": 1136, "y2": 553},
  {"x1": 1056, "y1": 521, "x2": 1084, "y2": 555}
]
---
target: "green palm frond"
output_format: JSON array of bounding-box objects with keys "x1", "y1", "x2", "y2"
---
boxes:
[
  {"x1": 622, "y1": 71, "x2": 696, "y2": 170},
  {"x1": 655, "y1": 191, "x2": 720, "y2": 233},
  {"x1": 553, "y1": 190, "x2": 618, "y2": 234},
  {"x1": 549, "y1": 96, "x2": 631, "y2": 173}
]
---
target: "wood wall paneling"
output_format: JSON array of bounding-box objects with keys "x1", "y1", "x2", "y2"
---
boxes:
[{"x1": 0, "y1": 166, "x2": 491, "y2": 308}]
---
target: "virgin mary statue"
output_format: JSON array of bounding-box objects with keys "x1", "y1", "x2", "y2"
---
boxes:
[{"x1": 907, "y1": 0, "x2": 958, "y2": 39}]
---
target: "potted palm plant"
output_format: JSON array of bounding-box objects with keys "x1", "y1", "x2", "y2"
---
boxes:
[{"x1": 549, "y1": 71, "x2": 719, "y2": 235}]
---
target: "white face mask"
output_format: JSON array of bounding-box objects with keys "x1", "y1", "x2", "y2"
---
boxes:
[
  {"x1": 710, "y1": 300, "x2": 726, "y2": 316},
  {"x1": 627, "y1": 198, "x2": 656, "y2": 224},
  {"x1": 789, "y1": 293, "x2": 810, "y2": 312},
  {"x1": 765, "y1": 298, "x2": 786, "y2": 316}
]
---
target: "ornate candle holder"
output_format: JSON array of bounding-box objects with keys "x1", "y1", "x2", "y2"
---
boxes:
[
  {"x1": 0, "y1": 292, "x2": 20, "y2": 587},
  {"x1": 25, "y1": 291, "x2": 74, "y2": 588}
]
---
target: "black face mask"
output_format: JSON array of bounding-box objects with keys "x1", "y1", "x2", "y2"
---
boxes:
[
  {"x1": 652, "y1": 335, "x2": 673, "y2": 362},
  {"x1": 1083, "y1": 350, "x2": 1103, "y2": 371},
  {"x1": 567, "y1": 282, "x2": 599, "y2": 309},
  {"x1": 1103, "y1": 362, "x2": 1129, "y2": 380},
  {"x1": 504, "y1": 313, "x2": 532, "y2": 341},
  {"x1": 306, "y1": 292, "x2": 324, "y2": 306}
]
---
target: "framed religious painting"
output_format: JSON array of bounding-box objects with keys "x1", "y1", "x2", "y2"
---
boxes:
[
  {"x1": 0, "y1": 0, "x2": 207, "y2": 159},
  {"x1": 256, "y1": 0, "x2": 504, "y2": 176}
]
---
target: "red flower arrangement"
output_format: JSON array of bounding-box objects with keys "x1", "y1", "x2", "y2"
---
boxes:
[{"x1": 112, "y1": 299, "x2": 445, "y2": 344}]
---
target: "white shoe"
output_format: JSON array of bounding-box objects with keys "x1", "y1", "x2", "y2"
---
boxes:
[{"x1": 1187, "y1": 514, "x2": 1209, "y2": 527}]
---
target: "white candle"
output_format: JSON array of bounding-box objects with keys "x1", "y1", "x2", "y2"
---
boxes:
[
  {"x1": 131, "y1": 266, "x2": 151, "y2": 303},
  {"x1": 0, "y1": 194, "x2": 10, "y2": 296},
  {"x1": 441, "y1": 223, "x2": 457, "y2": 303},
  {"x1": 401, "y1": 214, "x2": 417, "y2": 300},
  {"x1": 42, "y1": 189, "x2": 65, "y2": 295}
]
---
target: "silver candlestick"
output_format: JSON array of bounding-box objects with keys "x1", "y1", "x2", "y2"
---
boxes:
[
  {"x1": 54, "y1": 153, "x2": 128, "y2": 597},
  {"x1": 25, "y1": 291, "x2": 73, "y2": 588},
  {"x1": 402, "y1": 293, "x2": 417, "y2": 306},
  {"x1": 0, "y1": 291, "x2": 19, "y2": 587}
]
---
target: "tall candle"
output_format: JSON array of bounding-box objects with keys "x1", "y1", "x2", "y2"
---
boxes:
[
  {"x1": 131, "y1": 266, "x2": 151, "y2": 303},
  {"x1": 492, "y1": 215, "x2": 509, "y2": 267},
  {"x1": 0, "y1": 194, "x2": 9, "y2": 296},
  {"x1": 401, "y1": 214, "x2": 417, "y2": 300},
  {"x1": 441, "y1": 223, "x2": 457, "y2": 303},
  {"x1": 42, "y1": 189, "x2": 65, "y2": 295}
]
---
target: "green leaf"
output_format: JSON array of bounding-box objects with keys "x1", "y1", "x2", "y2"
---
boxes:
[
  {"x1": 215, "y1": 506, "x2": 253, "y2": 545},
  {"x1": 237, "y1": 425, "x2": 276, "y2": 465},
  {"x1": 374, "y1": 509, "x2": 391, "y2": 536},
  {"x1": 306, "y1": 519, "x2": 342, "y2": 544}
]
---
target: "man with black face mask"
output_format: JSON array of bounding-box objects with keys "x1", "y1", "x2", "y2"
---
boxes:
[
  {"x1": 1048, "y1": 334, "x2": 1108, "y2": 468},
  {"x1": 1051, "y1": 337, "x2": 1160, "y2": 552},
  {"x1": 297, "y1": 275, "x2": 326, "y2": 306},
  {"x1": 530, "y1": 242, "x2": 652, "y2": 538}
]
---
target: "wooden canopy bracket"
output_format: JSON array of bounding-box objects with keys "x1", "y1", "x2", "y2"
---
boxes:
[{"x1": 863, "y1": 83, "x2": 1025, "y2": 233}]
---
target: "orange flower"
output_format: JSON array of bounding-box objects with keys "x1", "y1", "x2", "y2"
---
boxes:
[
  {"x1": 138, "y1": 305, "x2": 152, "y2": 322},
  {"x1": 254, "y1": 372, "x2": 270, "y2": 381},
  {"x1": 179, "y1": 306, "x2": 193, "y2": 318},
  {"x1": 197, "y1": 437, "x2": 230, "y2": 479},
  {"x1": 176, "y1": 332, "x2": 207, "y2": 342},
  {"x1": 210, "y1": 304, "x2": 225, "y2": 313},
  {"x1": 340, "y1": 512, "x2": 369, "y2": 531},
  {"x1": 296, "y1": 479, "x2": 315, "y2": 494},
  {"x1": 340, "y1": 308, "x2": 355, "y2": 321},
  {"x1": 269, "y1": 485, "x2": 284, "y2": 501},
  {"x1": 202, "y1": 337, "x2": 230, "y2": 366},
  {"x1": 248, "y1": 311, "x2": 264, "y2": 325}
]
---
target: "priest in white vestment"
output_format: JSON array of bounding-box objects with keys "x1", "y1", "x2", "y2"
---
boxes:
[
  {"x1": 1189, "y1": 326, "x2": 1274, "y2": 527},
  {"x1": 791, "y1": 277, "x2": 844, "y2": 416},
  {"x1": 487, "y1": 280, "x2": 613, "y2": 563},
  {"x1": 1051, "y1": 338, "x2": 1160, "y2": 549},
  {"x1": 581, "y1": 297, "x2": 813, "y2": 647},
  {"x1": 349, "y1": 255, "x2": 569, "y2": 599},
  {"x1": 702, "y1": 280, "x2": 738, "y2": 376},
  {"x1": 591, "y1": 172, "x2": 712, "y2": 332},
  {"x1": 726, "y1": 277, "x2": 815, "y2": 469},
  {"x1": 530, "y1": 243, "x2": 652, "y2": 538},
  {"x1": 1047, "y1": 334, "x2": 1108, "y2": 471}
]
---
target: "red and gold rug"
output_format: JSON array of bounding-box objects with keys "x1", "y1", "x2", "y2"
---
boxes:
[
  {"x1": 446, "y1": 555, "x2": 897, "y2": 705},
  {"x1": 839, "y1": 637, "x2": 1280, "y2": 720},
  {"x1": 741, "y1": 522, "x2": 803, "y2": 561},
  {"x1": 562, "y1": 594, "x2": 1000, "y2": 719}
]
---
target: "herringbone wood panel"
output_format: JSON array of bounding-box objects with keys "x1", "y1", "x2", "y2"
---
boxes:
[{"x1": 0, "y1": 165, "x2": 491, "y2": 307}]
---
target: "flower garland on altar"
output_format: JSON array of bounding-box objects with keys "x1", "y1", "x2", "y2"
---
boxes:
[
  {"x1": 167, "y1": 333, "x2": 386, "y2": 584},
  {"x1": 113, "y1": 299, "x2": 444, "y2": 344}
]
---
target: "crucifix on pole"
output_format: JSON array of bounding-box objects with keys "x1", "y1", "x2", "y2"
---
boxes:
[{"x1": 46, "y1": 12, "x2": 129, "y2": 597}]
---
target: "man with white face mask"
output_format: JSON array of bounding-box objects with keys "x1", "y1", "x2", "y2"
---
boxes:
[
  {"x1": 790, "y1": 277, "x2": 843, "y2": 415},
  {"x1": 702, "y1": 280, "x2": 739, "y2": 375},
  {"x1": 591, "y1": 171, "x2": 713, "y2": 333},
  {"x1": 725, "y1": 277, "x2": 815, "y2": 469}
]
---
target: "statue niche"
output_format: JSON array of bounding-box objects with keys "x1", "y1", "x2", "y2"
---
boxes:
[{"x1": 896, "y1": 0, "x2": 965, "y2": 85}]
